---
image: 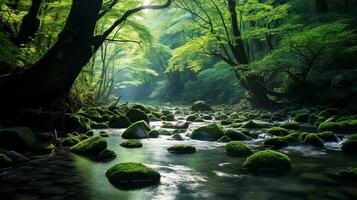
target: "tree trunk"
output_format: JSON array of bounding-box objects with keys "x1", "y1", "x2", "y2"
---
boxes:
[
  {"x1": 315, "y1": 0, "x2": 328, "y2": 14},
  {"x1": 15, "y1": 0, "x2": 43, "y2": 45},
  {"x1": 0, "y1": 0, "x2": 103, "y2": 110}
]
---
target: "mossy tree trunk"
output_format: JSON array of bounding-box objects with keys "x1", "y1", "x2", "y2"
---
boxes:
[{"x1": 0, "y1": 0, "x2": 171, "y2": 112}]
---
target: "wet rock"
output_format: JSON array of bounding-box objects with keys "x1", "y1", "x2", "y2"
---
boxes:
[
  {"x1": 91, "y1": 122, "x2": 109, "y2": 129},
  {"x1": 279, "y1": 121, "x2": 300, "y2": 130},
  {"x1": 242, "y1": 150, "x2": 291, "y2": 172},
  {"x1": 170, "y1": 133, "x2": 183, "y2": 141},
  {"x1": 302, "y1": 133, "x2": 324, "y2": 148},
  {"x1": 317, "y1": 131, "x2": 338, "y2": 142},
  {"x1": 97, "y1": 149, "x2": 117, "y2": 162},
  {"x1": 167, "y1": 145, "x2": 196, "y2": 154},
  {"x1": 61, "y1": 134, "x2": 81, "y2": 147},
  {"x1": 148, "y1": 130, "x2": 160, "y2": 138},
  {"x1": 106, "y1": 162, "x2": 160, "y2": 189},
  {"x1": 186, "y1": 115, "x2": 197, "y2": 122},
  {"x1": 191, "y1": 101, "x2": 212, "y2": 112},
  {"x1": 120, "y1": 139, "x2": 143, "y2": 148},
  {"x1": 225, "y1": 141, "x2": 252, "y2": 157},
  {"x1": 225, "y1": 129, "x2": 248, "y2": 141},
  {"x1": 336, "y1": 168, "x2": 357, "y2": 182},
  {"x1": 125, "y1": 109, "x2": 150, "y2": 124},
  {"x1": 264, "y1": 137, "x2": 288, "y2": 149},
  {"x1": 55, "y1": 113, "x2": 91, "y2": 134},
  {"x1": 191, "y1": 124, "x2": 224, "y2": 141},
  {"x1": 121, "y1": 120, "x2": 150, "y2": 139},
  {"x1": 70, "y1": 136, "x2": 107, "y2": 156},
  {"x1": 217, "y1": 135, "x2": 231, "y2": 143}
]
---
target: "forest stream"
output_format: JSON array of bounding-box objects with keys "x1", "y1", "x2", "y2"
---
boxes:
[{"x1": 1, "y1": 105, "x2": 357, "y2": 200}]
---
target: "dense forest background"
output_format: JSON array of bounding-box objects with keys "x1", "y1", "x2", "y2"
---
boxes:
[{"x1": 0, "y1": 0, "x2": 356, "y2": 110}]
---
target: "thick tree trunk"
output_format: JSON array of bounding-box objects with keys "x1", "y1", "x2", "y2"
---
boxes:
[
  {"x1": 15, "y1": 0, "x2": 43, "y2": 45},
  {"x1": 315, "y1": 0, "x2": 328, "y2": 14},
  {"x1": 0, "y1": 0, "x2": 103, "y2": 110}
]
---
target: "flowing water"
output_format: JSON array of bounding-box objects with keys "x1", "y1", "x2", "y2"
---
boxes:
[{"x1": 1, "y1": 112, "x2": 357, "y2": 200}]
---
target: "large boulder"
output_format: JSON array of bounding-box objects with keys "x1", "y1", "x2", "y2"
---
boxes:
[
  {"x1": 120, "y1": 139, "x2": 143, "y2": 148},
  {"x1": 267, "y1": 127, "x2": 289, "y2": 136},
  {"x1": 264, "y1": 137, "x2": 288, "y2": 149},
  {"x1": 121, "y1": 120, "x2": 151, "y2": 139},
  {"x1": 109, "y1": 115, "x2": 131, "y2": 128},
  {"x1": 318, "y1": 120, "x2": 357, "y2": 134},
  {"x1": 190, "y1": 124, "x2": 224, "y2": 141},
  {"x1": 242, "y1": 150, "x2": 292, "y2": 172},
  {"x1": 225, "y1": 129, "x2": 248, "y2": 141},
  {"x1": 55, "y1": 114, "x2": 92, "y2": 135},
  {"x1": 70, "y1": 136, "x2": 107, "y2": 156},
  {"x1": 126, "y1": 109, "x2": 150, "y2": 124},
  {"x1": 191, "y1": 101, "x2": 212, "y2": 112},
  {"x1": 106, "y1": 162, "x2": 161, "y2": 189},
  {"x1": 302, "y1": 133, "x2": 324, "y2": 148}
]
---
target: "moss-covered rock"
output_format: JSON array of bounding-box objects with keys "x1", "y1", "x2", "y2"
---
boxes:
[
  {"x1": 348, "y1": 133, "x2": 357, "y2": 140},
  {"x1": 0, "y1": 153, "x2": 12, "y2": 168},
  {"x1": 106, "y1": 162, "x2": 160, "y2": 189},
  {"x1": 191, "y1": 101, "x2": 212, "y2": 112},
  {"x1": 242, "y1": 150, "x2": 291, "y2": 172},
  {"x1": 126, "y1": 109, "x2": 150, "y2": 124},
  {"x1": 70, "y1": 136, "x2": 107, "y2": 156},
  {"x1": 191, "y1": 124, "x2": 224, "y2": 141},
  {"x1": 202, "y1": 115, "x2": 213, "y2": 120},
  {"x1": 225, "y1": 129, "x2": 248, "y2": 141},
  {"x1": 61, "y1": 135, "x2": 81, "y2": 146},
  {"x1": 302, "y1": 134, "x2": 324, "y2": 148},
  {"x1": 120, "y1": 139, "x2": 143, "y2": 148},
  {"x1": 186, "y1": 115, "x2": 197, "y2": 122},
  {"x1": 217, "y1": 135, "x2": 232, "y2": 143},
  {"x1": 121, "y1": 120, "x2": 150, "y2": 139},
  {"x1": 267, "y1": 127, "x2": 289, "y2": 136},
  {"x1": 92, "y1": 122, "x2": 109, "y2": 129},
  {"x1": 148, "y1": 130, "x2": 160, "y2": 138},
  {"x1": 167, "y1": 145, "x2": 196, "y2": 154},
  {"x1": 225, "y1": 141, "x2": 252, "y2": 157},
  {"x1": 318, "y1": 120, "x2": 357, "y2": 133},
  {"x1": 283, "y1": 132, "x2": 300, "y2": 143},
  {"x1": 279, "y1": 121, "x2": 300, "y2": 130},
  {"x1": 317, "y1": 131, "x2": 338, "y2": 142},
  {"x1": 97, "y1": 149, "x2": 117, "y2": 162},
  {"x1": 170, "y1": 133, "x2": 183, "y2": 141},
  {"x1": 241, "y1": 120, "x2": 259, "y2": 129},
  {"x1": 221, "y1": 120, "x2": 233, "y2": 125},
  {"x1": 342, "y1": 139, "x2": 357, "y2": 154},
  {"x1": 165, "y1": 114, "x2": 175, "y2": 121},
  {"x1": 57, "y1": 114, "x2": 92, "y2": 134},
  {"x1": 336, "y1": 168, "x2": 357, "y2": 182},
  {"x1": 264, "y1": 137, "x2": 288, "y2": 149},
  {"x1": 109, "y1": 115, "x2": 131, "y2": 128}
]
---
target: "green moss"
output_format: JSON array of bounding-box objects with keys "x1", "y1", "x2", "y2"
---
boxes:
[
  {"x1": 165, "y1": 114, "x2": 175, "y2": 121},
  {"x1": 217, "y1": 135, "x2": 232, "y2": 143},
  {"x1": 225, "y1": 129, "x2": 248, "y2": 141},
  {"x1": 202, "y1": 115, "x2": 213, "y2": 120},
  {"x1": 298, "y1": 132, "x2": 310, "y2": 142},
  {"x1": 0, "y1": 153, "x2": 12, "y2": 168},
  {"x1": 120, "y1": 139, "x2": 143, "y2": 148},
  {"x1": 167, "y1": 145, "x2": 196, "y2": 154},
  {"x1": 317, "y1": 131, "x2": 338, "y2": 142},
  {"x1": 342, "y1": 139, "x2": 357, "y2": 154},
  {"x1": 186, "y1": 115, "x2": 197, "y2": 122},
  {"x1": 106, "y1": 162, "x2": 160, "y2": 189},
  {"x1": 225, "y1": 141, "x2": 252, "y2": 157},
  {"x1": 283, "y1": 132, "x2": 300, "y2": 143},
  {"x1": 302, "y1": 134, "x2": 324, "y2": 147},
  {"x1": 61, "y1": 135, "x2": 81, "y2": 146},
  {"x1": 294, "y1": 113, "x2": 309, "y2": 123},
  {"x1": 92, "y1": 122, "x2": 109, "y2": 129},
  {"x1": 109, "y1": 115, "x2": 131, "y2": 128},
  {"x1": 337, "y1": 168, "x2": 357, "y2": 182},
  {"x1": 97, "y1": 149, "x2": 116, "y2": 162},
  {"x1": 242, "y1": 150, "x2": 291, "y2": 172},
  {"x1": 126, "y1": 109, "x2": 150, "y2": 124},
  {"x1": 348, "y1": 133, "x2": 357, "y2": 140},
  {"x1": 318, "y1": 120, "x2": 357, "y2": 133},
  {"x1": 264, "y1": 137, "x2": 288, "y2": 149},
  {"x1": 121, "y1": 120, "x2": 150, "y2": 139},
  {"x1": 191, "y1": 124, "x2": 224, "y2": 141},
  {"x1": 279, "y1": 121, "x2": 300, "y2": 130},
  {"x1": 241, "y1": 120, "x2": 259, "y2": 129},
  {"x1": 221, "y1": 120, "x2": 233, "y2": 125},
  {"x1": 267, "y1": 127, "x2": 289, "y2": 136},
  {"x1": 148, "y1": 130, "x2": 160, "y2": 138},
  {"x1": 70, "y1": 136, "x2": 107, "y2": 156}
]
